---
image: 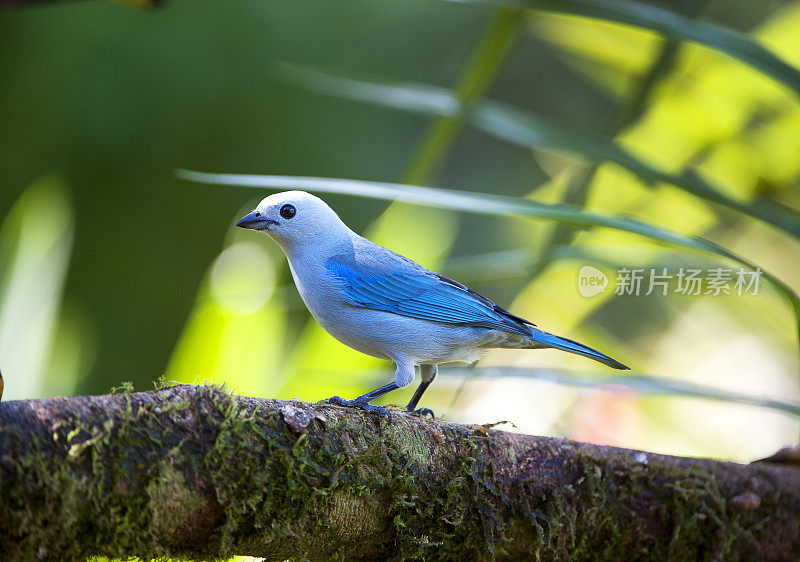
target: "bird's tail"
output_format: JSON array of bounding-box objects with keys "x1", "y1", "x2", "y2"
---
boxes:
[{"x1": 527, "y1": 328, "x2": 629, "y2": 370}]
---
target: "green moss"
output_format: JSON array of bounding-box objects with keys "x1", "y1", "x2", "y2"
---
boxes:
[
  {"x1": 146, "y1": 456, "x2": 209, "y2": 548},
  {"x1": 199, "y1": 394, "x2": 513, "y2": 560},
  {"x1": 0, "y1": 385, "x2": 778, "y2": 560},
  {"x1": 1, "y1": 384, "x2": 227, "y2": 561},
  {"x1": 524, "y1": 453, "x2": 745, "y2": 561},
  {"x1": 370, "y1": 426, "x2": 507, "y2": 561}
]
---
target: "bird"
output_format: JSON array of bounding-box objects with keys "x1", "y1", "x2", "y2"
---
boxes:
[{"x1": 236, "y1": 191, "x2": 629, "y2": 419}]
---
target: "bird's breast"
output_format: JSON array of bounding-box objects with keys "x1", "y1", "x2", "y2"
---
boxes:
[{"x1": 287, "y1": 259, "x2": 392, "y2": 359}]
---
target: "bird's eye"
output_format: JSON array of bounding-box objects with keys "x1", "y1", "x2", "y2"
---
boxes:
[
  {"x1": 279, "y1": 204, "x2": 296, "y2": 219},
  {"x1": 254, "y1": 211, "x2": 262, "y2": 217}
]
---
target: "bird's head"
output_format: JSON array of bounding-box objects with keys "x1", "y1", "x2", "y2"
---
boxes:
[{"x1": 236, "y1": 191, "x2": 349, "y2": 250}]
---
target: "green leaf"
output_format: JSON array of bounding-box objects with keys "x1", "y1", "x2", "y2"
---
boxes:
[
  {"x1": 446, "y1": 0, "x2": 800, "y2": 99},
  {"x1": 176, "y1": 169, "x2": 723, "y2": 252},
  {"x1": 174, "y1": 169, "x2": 800, "y2": 363},
  {"x1": 273, "y1": 63, "x2": 800, "y2": 240},
  {"x1": 442, "y1": 367, "x2": 800, "y2": 419}
]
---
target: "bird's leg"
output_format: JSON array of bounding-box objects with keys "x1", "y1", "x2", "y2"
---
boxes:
[
  {"x1": 326, "y1": 361, "x2": 416, "y2": 421},
  {"x1": 326, "y1": 382, "x2": 399, "y2": 420},
  {"x1": 406, "y1": 364, "x2": 437, "y2": 418}
]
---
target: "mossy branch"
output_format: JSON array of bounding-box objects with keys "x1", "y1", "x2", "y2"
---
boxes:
[{"x1": 1, "y1": 384, "x2": 799, "y2": 560}]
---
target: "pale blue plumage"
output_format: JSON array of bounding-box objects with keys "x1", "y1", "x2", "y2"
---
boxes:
[{"x1": 237, "y1": 190, "x2": 629, "y2": 419}]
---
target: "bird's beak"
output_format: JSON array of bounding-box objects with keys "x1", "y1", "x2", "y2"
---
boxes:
[{"x1": 236, "y1": 210, "x2": 277, "y2": 231}]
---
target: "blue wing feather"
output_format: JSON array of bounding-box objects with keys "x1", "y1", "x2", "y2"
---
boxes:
[
  {"x1": 325, "y1": 258, "x2": 535, "y2": 336},
  {"x1": 324, "y1": 247, "x2": 628, "y2": 370}
]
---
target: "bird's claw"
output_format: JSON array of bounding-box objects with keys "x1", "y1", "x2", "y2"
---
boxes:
[
  {"x1": 325, "y1": 396, "x2": 393, "y2": 422},
  {"x1": 407, "y1": 407, "x2": 435, "y2": 419}
]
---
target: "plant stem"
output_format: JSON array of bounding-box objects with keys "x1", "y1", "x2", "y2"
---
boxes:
[{"x1": 404, "y1": 8, "x2": 526, "y2": 185}]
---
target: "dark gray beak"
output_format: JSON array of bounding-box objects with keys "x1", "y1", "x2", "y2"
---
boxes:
[{"x1": 236, "y1": 210, "x2": 277, "y2": 231}]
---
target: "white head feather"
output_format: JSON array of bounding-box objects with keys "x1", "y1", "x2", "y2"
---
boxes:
[{"x1": 241, "y1": 191, "x2": 353, "y2": 253}]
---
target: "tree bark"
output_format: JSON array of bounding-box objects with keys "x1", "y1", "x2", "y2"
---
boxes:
[{"x1": 0, "y1": 384, "x2": 798, "y2": 561}]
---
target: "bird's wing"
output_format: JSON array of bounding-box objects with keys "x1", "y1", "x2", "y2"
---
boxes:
[{"x1": 325, "y1": 258, "x2": 535, "y2": 336}]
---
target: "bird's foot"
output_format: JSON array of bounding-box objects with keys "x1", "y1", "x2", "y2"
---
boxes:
[
  {"x1": 325, "y1": 396, "x2": 393, "y2": 422},
  {"x1": 406, "y1": 406, "x2": 435, "y2": 419}
]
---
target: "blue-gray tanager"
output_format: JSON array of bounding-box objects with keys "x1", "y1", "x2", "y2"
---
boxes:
[{"x1": 237, "y1": 191, "x2": 628, "y2": 419}]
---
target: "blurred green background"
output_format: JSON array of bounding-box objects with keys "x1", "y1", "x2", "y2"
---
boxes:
[{"x1": 2, "y1": 0, "x2": 800, "y2": 464}]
